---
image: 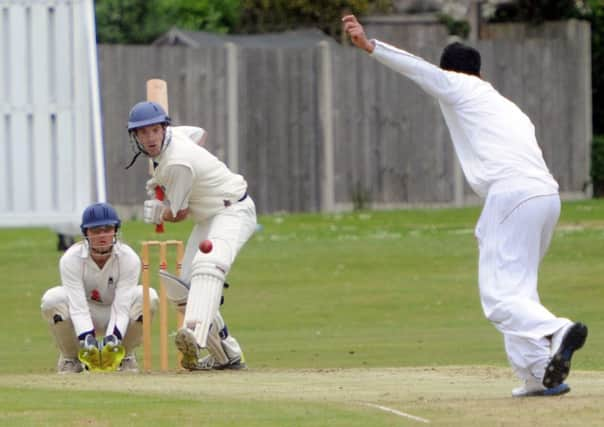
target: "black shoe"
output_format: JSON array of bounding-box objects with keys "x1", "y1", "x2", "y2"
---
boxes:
[{"x1": 543, "y1": 322, "x2": 588, "y2": 388}]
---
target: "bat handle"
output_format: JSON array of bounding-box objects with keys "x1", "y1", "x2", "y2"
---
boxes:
[{"x1": 154, "y1": 186, "x2": 165, "y2": 233}]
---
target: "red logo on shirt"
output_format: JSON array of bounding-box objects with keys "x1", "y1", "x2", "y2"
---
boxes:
[{"x1": 91, "y1": 289, "x2": 102, "y2": 302}]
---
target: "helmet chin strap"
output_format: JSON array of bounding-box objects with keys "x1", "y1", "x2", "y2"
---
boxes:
[
  {"x1": 90, "y1": 246, "x2": 113, "y2": 256},
  {"x1": 124, "y1": 126, "x2": 170, "y2": 170},
  {"x1": 86, "y1": 234, "x2": 118, "y2": 257},
  {"x1": 124, "y1": 151, "x2": 142, "y2": 170}
]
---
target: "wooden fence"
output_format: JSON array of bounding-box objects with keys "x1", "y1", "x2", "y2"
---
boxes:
[{"x1": 98, "y1": 19, "x2": 591, "y2": 216}]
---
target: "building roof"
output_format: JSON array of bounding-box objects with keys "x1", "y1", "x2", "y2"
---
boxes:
[{"x1": 153, "y1": 27, "x2": 333, "y2": 48}]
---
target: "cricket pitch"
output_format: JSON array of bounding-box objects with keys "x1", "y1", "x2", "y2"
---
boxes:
[{"x1": 3, "y1": 366, "x2": 603, "y2": 426}]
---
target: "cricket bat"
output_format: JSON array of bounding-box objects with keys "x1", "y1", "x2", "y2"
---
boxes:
[{"x1": 146, "y1": 79, "x2": 169, "y2": 233}]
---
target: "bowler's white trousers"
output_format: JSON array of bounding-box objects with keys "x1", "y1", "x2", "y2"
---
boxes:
[{"x1": 475, "y1": 183, "x2": 571, "y2": 382}]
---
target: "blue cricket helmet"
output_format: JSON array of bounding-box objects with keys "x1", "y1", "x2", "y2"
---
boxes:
[
  {"x1": 127, "y1": 101, "x2": 170, "y2": 131},
  {"x1": 80, "y1": 202, "x2": 121, "y2": 235}
]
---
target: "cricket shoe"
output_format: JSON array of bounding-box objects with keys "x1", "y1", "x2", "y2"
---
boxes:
[
  {"x1": 57, "y1": 356, "x2": 84, "y2": 374},
  {"x1": 199, "y1": 353, "x2": 247, "y2": 371},
  {"x1": 119, "y1": 355, "x2": 139, "y2": 373},
  {"x1": 512, "y1": 379, "x2": 570, "y2": 397},
  {"x1": 543, "y1": 322, "x2": 588, "y2": 388},
  {"x1": 175, "y1": 328, "x2": 206, "y2": 371}
]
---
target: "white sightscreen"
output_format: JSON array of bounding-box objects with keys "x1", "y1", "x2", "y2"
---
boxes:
[{"x1": 0, "y1": 0, "x2": 105, "y2": 228}]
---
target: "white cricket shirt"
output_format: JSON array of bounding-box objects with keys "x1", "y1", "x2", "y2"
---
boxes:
[
  {"x1": 59, "y1": 241, "x2": 141, "y2": 338},
  {"x1": 153, "y1": 126, "x2": 248, "y2": 221},
  {"x1": 371, "y1": 40, "x2": 558, "y2": 197}
]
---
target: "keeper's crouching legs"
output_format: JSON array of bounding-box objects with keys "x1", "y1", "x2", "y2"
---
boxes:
[
  {"x1": 119, "y1": 286, "x2": 159, "y2": 372},
  {"x1": 41, "y1": 286, "x2": 83, "y2": 373}
]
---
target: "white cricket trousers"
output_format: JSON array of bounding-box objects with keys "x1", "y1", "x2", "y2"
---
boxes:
[
  {"x1": 475, "y1": 187, "x2": 571, "y2": 381},
  {"x1": 181, "y1": 196, "x2": 257, "y2": 282},
  {"x1": 41, "y1": 285, "x2": 158, "y2": 355}
]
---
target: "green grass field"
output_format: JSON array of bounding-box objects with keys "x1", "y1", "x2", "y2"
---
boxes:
[{"x1": 1, "y1": 200, "x2": 603, "y2": 426}]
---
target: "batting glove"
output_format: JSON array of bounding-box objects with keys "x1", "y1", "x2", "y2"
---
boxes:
[
  {"x1": 145, "y1": 178, "x2": 159, "y2": 198},
  {"x1": 143, "y1": 199, "x2": 165, "y2": 224}
]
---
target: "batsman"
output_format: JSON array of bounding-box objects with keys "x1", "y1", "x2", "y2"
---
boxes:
[
  {"x1": 41, "y1": 203, "x2": 159, "y2": 373},
  {"x1": 126, "y1": 100, "x2": 255, "y2": 370}
]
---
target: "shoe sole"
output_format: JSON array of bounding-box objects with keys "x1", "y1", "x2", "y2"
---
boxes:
[
  {"x1": 543, "y1": 323, "x2": 588, "y2": 388},
  {"x1": 175, "y1": 328, "x2": 207, "y2": 371},
  {"x1": 513, "y1": 383, "x2": 570, "y2": 397},
  {"x1": 214, "y1": 359, "x2": 247, "y2": 370}
]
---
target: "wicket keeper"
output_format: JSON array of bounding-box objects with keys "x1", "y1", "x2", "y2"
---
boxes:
[{"x1": 41, "y1": 202, "x2": 159, "y2": 373}]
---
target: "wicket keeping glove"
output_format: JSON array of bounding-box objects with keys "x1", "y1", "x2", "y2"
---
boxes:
[
  {"x1": 101, "y1": 334, "x2": 121, "y2": 349},
  {"x1": 100, "y1": 334, "x2": 125, "y2": 371},
  {"x1": 78, "y1": 334, "x2": 101, "y2": 371},
  {"x1": 80, "y1": 334, "x2": 99, "y2": 350}
]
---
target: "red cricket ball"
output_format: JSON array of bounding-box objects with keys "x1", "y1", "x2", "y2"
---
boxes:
[{"x1": 199, "y1": 239, "x2": 213, "y2": 253}]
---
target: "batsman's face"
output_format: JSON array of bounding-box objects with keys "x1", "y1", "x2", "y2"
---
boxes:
[
  {"x1": 135, "y1": 124, "x2": 165, "y2": 157},
  {"x1": 86, "y1": 225, "x2": 116, "y2": 252}
]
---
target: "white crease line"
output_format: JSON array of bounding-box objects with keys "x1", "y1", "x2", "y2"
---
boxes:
[{"x1": 363, "y1": 402, "x2": 431, "y2": 424}]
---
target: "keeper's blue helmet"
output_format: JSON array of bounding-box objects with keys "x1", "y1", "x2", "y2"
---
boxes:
[
  {"x1": 127, "y1": 101, "x2": 170, "y2": 131},
  {"x1": 80, "y1": 203, "x2": 121, "y2": 235}
]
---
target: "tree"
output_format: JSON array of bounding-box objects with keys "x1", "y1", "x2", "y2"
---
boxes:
[
  {"x1": 95, "y1": 0, "x2": 164, "y2": 44},
  {"x1": 157, "y1": 0, "x2": 240, "y2": 35},
  {"x1": 235, "y1": 0, "x2": 393, "y2": 36},
  {"x1": 95, "y1": 0, "x2": 240, "y2": 44},
  {"x1": 583, "y1": 1, "x2": 604, "y2": 134},
  {"x1": 488, "y1": 0, "x2": 585, "y2": 23}
]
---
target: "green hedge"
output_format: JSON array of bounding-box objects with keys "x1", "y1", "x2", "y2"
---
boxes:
[{"x1": 591, "y1": 135, "x2": 604, "y2": 197}]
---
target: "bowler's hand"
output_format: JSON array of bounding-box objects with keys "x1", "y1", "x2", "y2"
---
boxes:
[{"x1": 342, "y1": 15, "x2": 375, "y2": 53}]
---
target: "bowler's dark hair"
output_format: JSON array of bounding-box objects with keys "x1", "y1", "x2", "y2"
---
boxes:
[{"x1": 440, "y1": 42, "x2": 481, "y2": 77}]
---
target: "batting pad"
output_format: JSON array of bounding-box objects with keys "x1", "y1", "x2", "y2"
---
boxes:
[
  {"x1": 159, "y1": 270, "x2": 189, "y2": 304},
  {"x1": 184, "y1": 274, "x2": 223, "y2": 348},
  {"x1": 206, "y1": 326, "x2": 229, "y2": 365}
]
